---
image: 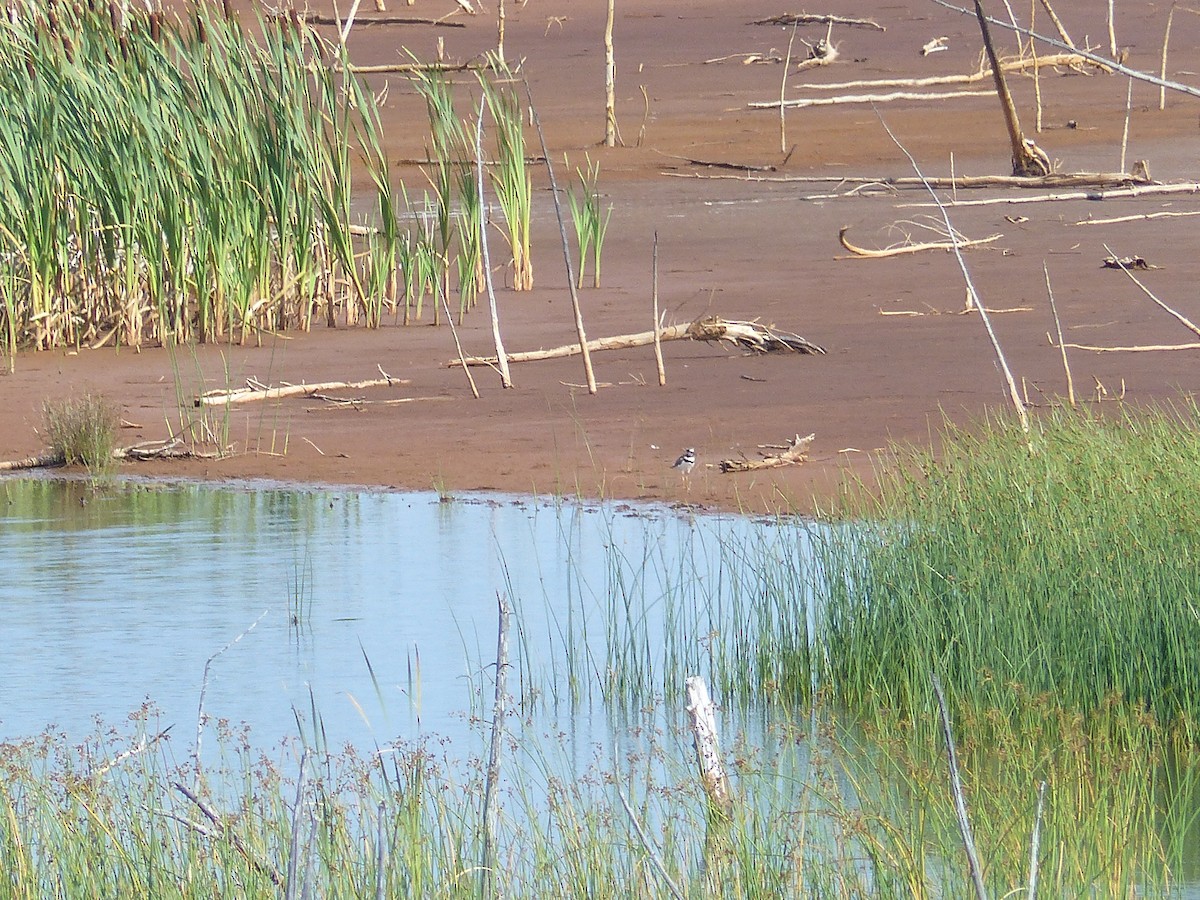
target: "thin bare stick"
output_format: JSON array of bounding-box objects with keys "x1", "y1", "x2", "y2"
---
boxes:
[
  {"x1": 1043, "y1": 263, "x2": 1075, "y2": 406},
  {"x1": 616, "y1": 774, "x2": 687, "y2": 900},
  {"x1": 780, "y1": 21, "x2": 798, "y2": 154},
  {"x1": 751, "y1": 12, "x2": 884, "y2": 31},
  {"x1": 1063, "y1": 341, "x2": 1200, "y2": 352},
  {"x1": 194, "y1": 611, "x2": 268, "y2": 786},
  {"x1": 440, "y1": 280, "x2": 480, "y2": 398},
  {"x1": 934, "y1": 0, "x2": 1200, "y2": 99},
  {"x1": 1029, "y1": 781, "x2": 1047, "y2": 900},
  {"x1": 525, "y1": 81, "x2": 598, "y2": 393},
  {"x1": 932, "y1": 673, "x2": 989, "y2": 900},
  {"x1": 751, "y1": 88, "x2": 993, "y2": 110},
  {"x1": 1160, "y1": 3, "x2": 1177, "y2": 110},
  {"x1": 1120, "y1": 77, "x2": 1133, "y2": 173},
  {"x1": 1107, "y1": 0, "x2": 1117, "y2": 58},
  {"x1": 1031, "y1": 2, "x2": 1043, "y2": 132},
  {"x1": 481, "y1": 592, "x2": 510, "y2": 897},
  {"x1": 196, "y1": 377, "x2": 409, "y2": 407},
  {"x1": 652, "y1": 232, "x2": 666, "y2": 386},
  {"x1": 1102, "y1": 242, "x2": 1200, "y2": 337},
  {"x1": 1035, "y1": 0, "x2": 1073, "y2": 47},
  {"x1": 174, "y1": 780, "x2": 284, "y2": 887},
  {"x1": 878, "y1": 111, "x2": 1029, "y2": 432},
  {"x1": 476, "y1": 94, "x2": 512, "y2": 389},
  {"x1": 604, "y1": 0, "x2": 617, "y2": 147},
  {"x1": 838, "y1": 226, "x2": 1001, "y2": 257},
  {"x1": 496, "y1": 0, "x2": 505, "y2": 65},
  {"x1": 790, "y1": 53, "x2": 1110, "y2": 92},
  {"x1": 902, "y1": 181, "x2": 1200, "y2": 208},
  {"x1": 1075, "y1": 209, "x2": 1200, "y2": 226}
]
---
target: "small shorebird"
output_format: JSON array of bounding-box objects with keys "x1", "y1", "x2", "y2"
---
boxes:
[{"x1": 671, "y1": 448, "x2": 696, "y2": 476}]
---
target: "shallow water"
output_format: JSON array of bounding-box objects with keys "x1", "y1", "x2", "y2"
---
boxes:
[{"x1": 0, "y1": 476, "x2": 806, "y2": 752}]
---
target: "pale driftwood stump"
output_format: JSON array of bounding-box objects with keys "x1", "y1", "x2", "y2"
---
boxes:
[
  {"x1": 685, "y1": 676, "x2": 732, "y2": 812},
  {"x1": 719, "y1": 433, "x2": 815, "y2": 473}
]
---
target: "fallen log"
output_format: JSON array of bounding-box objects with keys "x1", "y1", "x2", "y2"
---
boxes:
[
  {"x1": 0, "y1": 439, "x2": 217, "y2": 472},
  {"x1": 791, "y1": 52, "x2": 1110, "y2": 92},
  {"x1": 751, "y1": 13, "x2": 885, "y2": 31},
  {"x1": 449, "y1": 316, "x2": 825, "y2": 368},
  {"x1": 0, "y1": 450, "x2": 65, "y2": 472},
  {"x1": 196, "y1": 376, "x2": 410, "y2": 407},
  {"x1": 838, "y1": 225, "x2": 1002, "y2": 258},
  {"x1": 719, "y1": 433, "x2": 816, "y2": 473},
  {"x1": 278, "y1": 12, "x2": 464, "y2": 27}
]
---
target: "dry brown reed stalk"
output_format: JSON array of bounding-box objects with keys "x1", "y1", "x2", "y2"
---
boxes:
[
  {"x1": 1043, "y1": 262, "x2": 1075, "y2": 406},
  {"x1": 525, "y1": 82, "x2": 597, "y2": 393}
]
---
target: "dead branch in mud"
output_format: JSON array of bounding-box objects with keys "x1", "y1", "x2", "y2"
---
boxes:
[
  {"x1": 900, "y1": 181, "x2": 1200, "y2": 208},
  {"x1": 0, "y1": 438, "x2": 218, "y2": 472},
  {"x1": 345, "y1": 60, "x2": 484, "y2": 73},
  {"x1": 751, "y1": 13, "x2": 884, "y2": 31},
  {"x1": 973, "y1": 0, "x2": 1050, "y2": 176},
  {"x1": 719, "y1": 433, "x2": 815, "y2": 473},
  {"x1": 792, "y1": 53, "x2": 1109, "y2": 93},
  {"x1": 662, "y1": 171, "x2": 1146, "y2": 191},
  {"x1": 281, "y1": 12, "x2": 465, "y2": 27},
  {"x1": 195, "y1": 376, "x2": 410, "y2": 407},
  {"x1": 1061, "y1": 341, "x2": 1200, "y2": 353},
  {"x1": 1076, "y1": 210, "x2": 1200, "y2": 226},
  {"x1": 750, "y1": 88, "x2": 994, "y2": 110},
  {"x1": 932, "y1": 0, "x2": 1200, "y2": 99},
  {"x1": 1103, "y1": 243, "x2": 1200, "y2": 338},
  {"x1": 0, "y1": 450, "x2": 65, "y2": 472},
  {"x1": 838, "y1": 225, "x2": 1002, "y2": 258},
  {"x1": 449, "y1": 316, "x2": 825, "y2": 367}
]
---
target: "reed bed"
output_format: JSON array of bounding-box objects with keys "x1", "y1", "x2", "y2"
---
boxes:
[
  {"x1": 815, "y1": 403, "x2": 1200, "y2": 743},
  {"x1": 0, "y1": 0, "x2": 399, "y2": 360}
]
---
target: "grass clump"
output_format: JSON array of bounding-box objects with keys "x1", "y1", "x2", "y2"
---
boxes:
[
  {"x1": 43, "y1": 394, "x2": 119, "y2": 478},
  {"x1": 817, "y1": 402, "x2": 1200, "y2": 741}
]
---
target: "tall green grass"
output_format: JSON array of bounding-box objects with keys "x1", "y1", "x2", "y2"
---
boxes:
[
  {"x1": 815, "y1": 403, "x2": 1200, "y2": 743},
  {"x1": 0, "y1": 0, "x2": 400, "y2": 356}
]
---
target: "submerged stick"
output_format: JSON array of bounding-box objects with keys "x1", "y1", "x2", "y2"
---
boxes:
[
  {"x1": 526, "y1": 81, "x2": 598, "y2": 394},
  {"x1": 932, "y1": 673, "x2": 989, "y2": 900}
]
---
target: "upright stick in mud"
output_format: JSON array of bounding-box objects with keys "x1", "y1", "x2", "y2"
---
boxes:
[
  {"x1": 604, "y1": 0, "x2": 618, "y2": 146},
  {"x1": 526, "y1": 83, "x2": 598, "y2": 393}
]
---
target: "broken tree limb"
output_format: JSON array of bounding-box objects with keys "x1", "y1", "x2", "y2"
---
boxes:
[
  {"x1": 1061, "y1": 341, "x2": 1200, "y2": 353},
  {"x1": 932, "y1": 0, "x2": 1200, "y2": 99},
  {"x1": 663, "y1": 171, "x2": 1147, "y2": 190},
  {"x1": 195, "y1": 376, "x2": 410, "y2": 407},
  {"x1": 751, "y1": 12, "x2": 884, "y2": 31},
  {"x1": 900, "y1": 181, "x2": 1200, "y2": 208},
  {"x1": 791, "y1": 53, "x2": 1111, "y2": 92},
  {"x1": 719, "y1": 433, "x2": 815, "y2": 473},
  {"x1": 449, "y1": 317, "x2": 826, "y2": 367},
  {"x1": 0, "y1": 450, "x2": 65, "y2": 472},
  {"x1": 974, "y1": 0, "x2": 1050, "y2": 176},
  {"x1": 838, "y1": 225, "x2": 1002, "y2": 257},
  {"x1": 750, "y1": 88, "x2": 994, "y2": 110},
  {"x1": 279, "y1": 12, "x2": 465, "y2": 27}
]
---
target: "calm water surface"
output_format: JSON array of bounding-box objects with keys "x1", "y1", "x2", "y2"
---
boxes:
[{"x1": 0, "y1": 476, "x2": 801, "y2": 751}]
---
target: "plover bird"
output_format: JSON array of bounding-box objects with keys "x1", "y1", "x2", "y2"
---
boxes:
[{"x1": 671, "y1": 448, "x2": 696, "y2": 476}]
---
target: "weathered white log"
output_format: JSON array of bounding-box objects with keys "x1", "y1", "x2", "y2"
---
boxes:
[
  {"x1": 196, "y1": 376, "x2": 410, "y2": 407},
  {"x1": 719, "y1": 433, "x2": 815, "y2": 473},
  {"x1": 685, "y1": 676, "x2": 731, "y2": 811}
]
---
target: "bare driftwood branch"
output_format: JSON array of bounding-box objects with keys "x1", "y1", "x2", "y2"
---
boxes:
[
  {"x1": 663, "y1": 171, "x2": 1147, "y2": 190},
  {"x1": 751, "y1": 12, "x2": 885, "y2": 31},
  {"x1": 901, "y1": 181, "x2": 1200, "y2": 208},
  {"x1": 932, "y1": 0, "x2": 1200, "y2": 99},
  {"x1": 792, "y1": 52, "x2": 1110, "y2": 93},
  {"x1": 719, "y1": 432, "x2": 815, "y2": 472},
  {"x1": 838, "y1": 225, "x2": 1001, "y2": 257},
  {"x1": 750, "y1": 88, "x2": 993, "y2": 110},
  {"x1": 1061, "y1": 341, "x2": 1200, "y2": 353},
  {"x1": 449, "y1": 316, "x2": 825, "y2": 367},
  {"x1": 0, "y1": 450, "x2": 65, "y2": 472},
  {"x1": 196, "y1": 376, "x2": 410, "y2": 407}
]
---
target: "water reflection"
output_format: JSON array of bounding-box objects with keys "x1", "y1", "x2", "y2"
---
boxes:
[{"x1": 0, "y1": 476, "x2": 794, "y2": 751}]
